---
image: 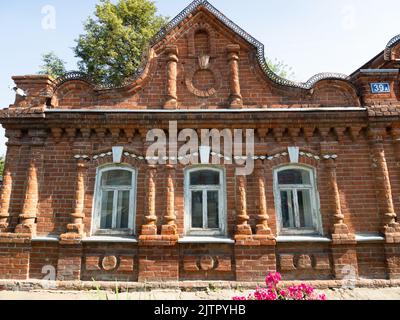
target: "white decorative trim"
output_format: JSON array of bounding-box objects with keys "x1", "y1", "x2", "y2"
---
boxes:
[
  {"x1": 322, "y1": 154, "x2": 338, "y2": 160},
  {"x1": 45, "y1": 107, "x2": 368, "y2": 114},
  {"x1": 355, "y1": 233, "x2": 385, "y2": 242},
  {"x1": 276, "y1": 235, "x2": 331, "y2": 243},
  {"x1": 74, "y1": 155, "x2": 90, "y2": 160},
  {"x1": 199, "y1": 146, "x2": 211, "y2": 164},
  {"x1": 31, "y1": 235, "x2": 60, "y2": 242},
  {"x1": 288, "y1": 147, "x2": 300, "y2": 164},
  {"x1": 83, "y1": 236, "x2": 138, "y2": 243},
  {"x1": 179, "y1": 237, "x2": 234, "y2": 244},
  {"x1": 75, "y1": 149, "x2": 337, "y2": 163},
  {"x1": 112, "y1": 146, "x2": 124, "y2": 163}
]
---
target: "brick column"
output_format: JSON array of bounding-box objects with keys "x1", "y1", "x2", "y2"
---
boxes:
[
  {"x1": 325, "y1": 158, "x2": 355, "y2": 242},
  {"x1": 138, "y1": 165, "x2": 178, "y2": 282},
  {"x1": 235, "y1": 174, "x2": 252, "y2": 238},
  {"x1": 164, "y1": 45, "x2": 179, "y2": 109},
  {"x1": 235, "y1": 162, "x2": 276, "y2": 282},
  {"x1": 15, "y1": 130, "x2": 46, "y2": 237},
  {"x1": 141, "y1": 165, "x2": 158, "y2": 237},
  {"x1": 60, "y1": 159, "x2": 88, "y2": 243},
  {"x1": 0, "y1": 166, "x2": 12, "y2": 232},
  {"x1": 370, "y1": 128, "x2": 400, "y2": 280},
  {"x1": 369, "y1": 129, "x2": 400, "y2": 241},
  {"x1": 255, "y1": 160, "x2": 272, "y2": 237},
  {"x1": 0, "y1": 130, "x2": 21, "y2": 233},
  {"x1": 321, "y1": 141, "x2": 358, "y2": 280},
  {"x1": 227, "y1": 44, "x2": 243, "y2": 108},
  {"x1": 161, "y1": 165, "x2": 178, "y2": 237}
]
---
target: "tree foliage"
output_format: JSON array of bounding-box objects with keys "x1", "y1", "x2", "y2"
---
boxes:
[
  {"x1": 0, "y1": 157, "x2": 4, "y2": 177},
  {"x1": 38, "y1": 52, "x2": 67, "y2": 79},
  {"x1": 38, "y1": 0, "x2": 295, "y2": 85},
  {"x1": 74, "y1": 0, "x2": 168, "y2": 86},
  {"x1": 266, "y1": 57, "x2": 295, "y2": 80}
]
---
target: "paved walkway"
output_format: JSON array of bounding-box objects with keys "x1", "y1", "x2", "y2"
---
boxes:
[{"x1": 1, "y1": 287, "x2": 400, "y2": 300}]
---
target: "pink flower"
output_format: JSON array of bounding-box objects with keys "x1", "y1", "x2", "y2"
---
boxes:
[
  {"x1": 265, "y1": 272, "x2": 282, "y2": 288},
  {"x1": 232, "y1": 272, "x2": 328, "y2": 301}
]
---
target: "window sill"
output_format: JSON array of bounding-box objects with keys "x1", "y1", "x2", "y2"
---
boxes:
[
  {"x1": 82, "y1": 236, "x2": 138, "y2": 243},
  {"x1": 276, "y1": 235, "x2": 332, "y2": 243},
  {"x1": 31, "y1": 235, "x2": 60, "y2": 242},
  {"x1": 355, "y1": 233, "x2": 385, "y2": 242},
  {"x1": 179, "y1": 236, "x2": 235, "y2": 244}
]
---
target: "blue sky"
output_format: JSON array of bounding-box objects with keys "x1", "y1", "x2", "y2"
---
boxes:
[{"x1": 1, "y1": 0, "x2": 400, "y2": 156}]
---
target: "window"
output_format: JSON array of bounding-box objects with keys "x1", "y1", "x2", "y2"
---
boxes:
[
  {"x1": 185, "y1": 167, "x2": 226, "y2": 236},
  {"x1": 92, "y1": 166, "x2": 136, "y2": 235},
  {"x1": 274, "y1": 166, "x2": 322, "y2": 235}
]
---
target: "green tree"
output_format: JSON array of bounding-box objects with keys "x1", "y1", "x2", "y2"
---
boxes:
[
  {"x1": 266, "y1": 57, "x2": 295, "y2": 80},
  {"x1": 0, "y1": 157, "x2": 4, "y2": 177},
  {"x1": 74, "y1": 0, "x2": 168, "y2": 86},
  {"x1": 39, "y1": 52, "x2": 67, "y2": 79}
]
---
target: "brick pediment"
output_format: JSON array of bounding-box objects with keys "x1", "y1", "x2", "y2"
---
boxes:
[{"x1": 8, "y1": 0, "x2": 363, "y2": 112}]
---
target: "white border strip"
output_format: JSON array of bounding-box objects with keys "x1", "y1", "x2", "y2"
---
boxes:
[
  {"x1": 276, "y1": 235, "x2": 332, "y2": 243},
  {"x1": 179, "y1": 237, "x2": 235, "y2": 244},
  {"x1": 45, "y1": 107, "x2": 367, "y2": 114}
]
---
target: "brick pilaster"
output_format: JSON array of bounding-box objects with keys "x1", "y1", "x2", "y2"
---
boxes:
[{"x1": 15, "y1": 130, "x2": 46, "y2": 237}]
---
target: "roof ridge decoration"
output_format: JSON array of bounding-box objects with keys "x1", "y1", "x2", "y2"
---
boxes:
[
  {"x1": 54, "y1": 0, "x2": 349, "y2": 91},
  {"x1": 384, "y1": 34, "x2": 400, "y2": 60}
]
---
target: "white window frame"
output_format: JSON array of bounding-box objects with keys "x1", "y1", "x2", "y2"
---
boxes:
[
  {"x1": 91, "y1": 165, "x2": 137, "y2": 236},
  {"x1": 273, "y1": 165, "x2": 322, "y2": 236},
  {"x1": 184, "y1": 166, "x2": 227, "y2": 237}
]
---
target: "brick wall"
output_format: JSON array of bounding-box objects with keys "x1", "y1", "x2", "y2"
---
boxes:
[{"x1": 0, "y1": 2, "x2": 400, "y2": 284}]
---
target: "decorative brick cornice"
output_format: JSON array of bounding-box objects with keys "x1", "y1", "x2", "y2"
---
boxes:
[{"x1": 385, "y1": 34, "x2": 400, "y2": 60}]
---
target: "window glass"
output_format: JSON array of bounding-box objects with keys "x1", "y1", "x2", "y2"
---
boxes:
[
  {"x1": 191, "y1": 191, "x2": 203, "y2": 228},
  {"x1": 297, "y1": 189, "x2": 313, "y2": 228},
  {"x1": 207, "y1": 191, "x2": 219, "y2": 229},
  {"x1": 116, "y1": 190, "x2": 130, "y2": 229},
  {"x1": 100, "y1": 191, "x2": 114, "y2": 229},
  {"x1": 280, "y1": 190, "x2": 295, "y2": 228},
  {"x1": 190, "y1": 170, "x2": 220, "y2": 186},
  {"x1": 278, "y1": 169, "x2": 310, "y2": 185},
  {"x1": 102, "y1": 170, "x2": 132, "y2": 186}
]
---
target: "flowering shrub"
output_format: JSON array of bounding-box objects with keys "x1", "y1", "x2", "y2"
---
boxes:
[{"x1": 233, "y1": 272, "x2": 327, "y2": 301}]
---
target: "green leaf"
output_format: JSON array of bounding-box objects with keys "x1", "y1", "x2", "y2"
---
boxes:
[
  {"x1": 74, "y1": 0, "x2": 168, "y2": 86},
  {"x1": 38, "y1": 52, "x2": 67, "y2": 79}
]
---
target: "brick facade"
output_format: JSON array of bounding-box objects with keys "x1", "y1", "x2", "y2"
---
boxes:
[{"x1": 1, "y1": 0, "x2": 400, "y2": 284}]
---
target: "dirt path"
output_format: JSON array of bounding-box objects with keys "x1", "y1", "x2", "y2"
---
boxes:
[{"x1": 1, "y1": 287, "x2": 400, "y2": 300}]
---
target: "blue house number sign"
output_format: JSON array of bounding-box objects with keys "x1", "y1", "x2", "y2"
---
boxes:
[{"x1": 370, "y1": 83, "x2": 390, "y2": 94}]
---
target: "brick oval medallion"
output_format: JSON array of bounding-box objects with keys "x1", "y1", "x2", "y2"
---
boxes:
[
  {"x1": 101, "y1": 256, "x2": 118, "y2": 271},
  {"x1": 296, "y1": 255, "x2": 313, "y2": 270},
  {"x1": 199, "y1": 255, "x2": 215, "y2": 271},
  {"x1": 185, "y1": 65, "x2": 221, "y2": 98}
]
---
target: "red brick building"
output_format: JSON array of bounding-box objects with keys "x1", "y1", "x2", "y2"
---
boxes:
[{"x1": 1, "y1": 0, "x2": 400, "y2": 285}]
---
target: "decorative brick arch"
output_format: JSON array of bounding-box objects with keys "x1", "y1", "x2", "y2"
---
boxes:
[
  {"x1": 187, "y1": 21, "x2": 217, "y2": 58},
  {"x1": 53, "y1": 80, "x2": 96, "y2": 108},
  {"x1": 265, "y1": 147, "x2": 322, "y2": 170},
  {"x1": 311, "y1": 80, "x2": 361, "y2": 107}
]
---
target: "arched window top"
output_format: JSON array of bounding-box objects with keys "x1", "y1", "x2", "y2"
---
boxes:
[
  {"x1": 101, "y1": 168, "x2": 134, "y2": 187},
  {"x1": 277, "y1": 168, "x2": 312, "y2": 186},
  {"x1": 189, "y1": 169, "x2": 221, "y2": 186}
]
